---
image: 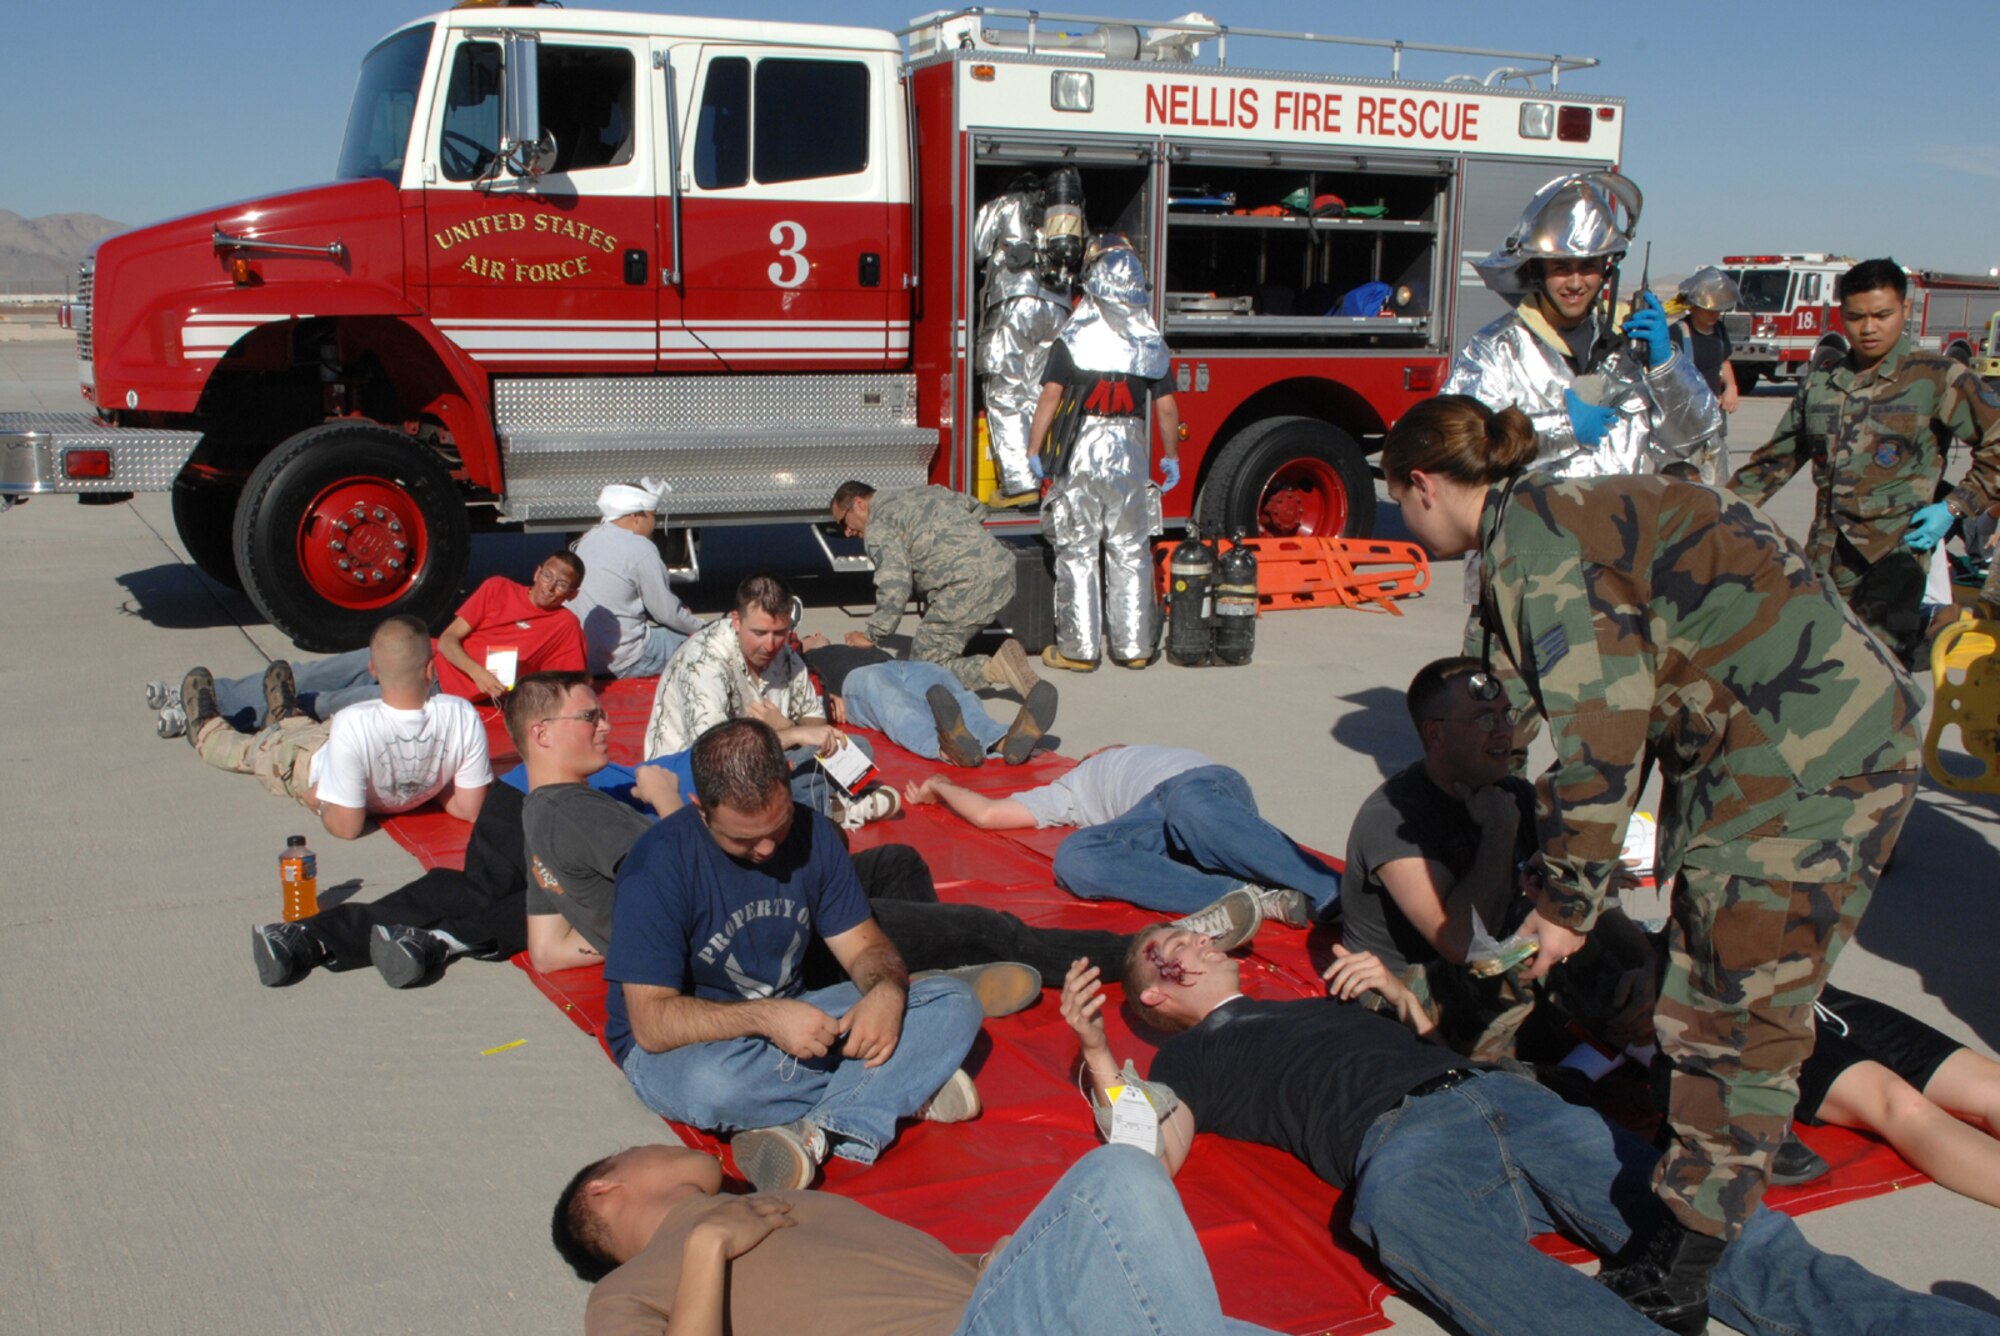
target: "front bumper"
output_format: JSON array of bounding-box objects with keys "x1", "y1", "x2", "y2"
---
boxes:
[{"x1": 0, "y1": 413, "x2": 203, "y2": 502}]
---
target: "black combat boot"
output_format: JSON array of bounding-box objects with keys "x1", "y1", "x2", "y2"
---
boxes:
[{"x1": 1596, "y1": 1215, "x2": 1729, "y2": 1335}]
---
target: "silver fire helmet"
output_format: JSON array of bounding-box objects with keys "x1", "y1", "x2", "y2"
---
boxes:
[
  {"x1": 1677, "y1": 266, "x2": 1740, "y2": 313},
  {"x1": 1472, "y1": 171, "x2": 1643, "y2": 297}
]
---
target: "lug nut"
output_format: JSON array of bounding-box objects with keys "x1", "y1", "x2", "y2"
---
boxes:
[
  {"x1": 370, "y1": 571, "x2": 384, "y2": 582},
  {"x1": 336, "y1": 519, "x2": 351, "y2": 532},
  {"x1": 392, "y1": 539, "x2": 407, "y2": 552},
  {"x1": 387, "y1": 520, "x2": 403, "y2": 534},
  {"x1": 330, "y1": 539, "x2": 345, "y2": 553},
  {"x1": 336, "y1": 557, "x2": 351, "y2": 570},
  {"x1": 371, "y1": 508, "x2": 387, "y2": 522},
  {"x1": 386, "y1": 557, "x2": 402, "y2": 571}
]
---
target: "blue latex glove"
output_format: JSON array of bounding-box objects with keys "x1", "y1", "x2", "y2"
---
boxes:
[
  {"x1": 1159, "y1": 457, "x2": 1181, "y2": 494},
  {"x1": 1563, "y1": 388, "x2": 1618, "y2": 446},
  {"x1": 1621, "y1": 290, "x2": 1673, "y2": 369},
  {"x1": 1028, "y1": 454, "x2": 1045, "y2": 482},
  {"x1": 1907, "y1": 502, "x2": 1955, "y2": 552}
]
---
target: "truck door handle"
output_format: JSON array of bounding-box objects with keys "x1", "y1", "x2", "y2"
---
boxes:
[
  {"x1": 624, "y1": 249, "x2": 648, "y2": 285},
  {"x1": 859, "y1": 253, "x2": 882, "y2": 287}
]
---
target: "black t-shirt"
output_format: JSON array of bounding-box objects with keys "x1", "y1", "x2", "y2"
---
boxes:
[
  {"x1": 1042, "y1": 340, "x2": 1173, "y2": 419},
  {"x1": 803, "y1": 644, "x2": 891, "y2": 697},
  {"x1": 1148, "y1": 997, "x2": 1465, "y2": 1188},
  {"x1": 1341, "y1": 763, "x2": 1537, "y2": 972},
  {"x1": 522, "y1": 782, "x2": 654, "y2": 954},
  {"x1": 1680, "y1": 321, "x2": 1732, "y2": 397}
]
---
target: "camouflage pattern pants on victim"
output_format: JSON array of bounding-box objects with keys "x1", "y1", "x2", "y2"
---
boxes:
[
  {"x1": 194, "y1": 715, "x2": 329, "y2": 805},
  {"x1": 1651, "y1": 767, "x2": 1917, "y2": 1238}
]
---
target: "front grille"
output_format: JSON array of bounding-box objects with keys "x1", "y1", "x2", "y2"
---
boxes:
[
  {"x1": 74, "y1": 262, "x2": 94, "y2": 361},
  {"x1": 1721, "y1": 311, "x2": 1750, "y2": 343}
]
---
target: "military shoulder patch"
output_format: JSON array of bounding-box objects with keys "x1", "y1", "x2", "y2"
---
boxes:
[{"x1": 1874, "y1": 441, "x2": 1902, "y2": 469}]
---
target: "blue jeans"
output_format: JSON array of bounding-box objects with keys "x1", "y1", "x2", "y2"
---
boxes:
[
  {"x1": 839, "y1": 661, "x2": 1008, "y2": 762},
  {"x1": 619, "y1": 976, "x2": 980, "y2": 1164},
  {"x1": 955, "y1": 1144, "x2": 1279, "y2": 1336},
  {"x1": 213, "y1": 649, "x2": 380, "y2": 729},
  {"x1": 621, "y1": 625, "x2": 690, "y2": 679},
  {"x1": 1350, "y1": 1070, "x2": 2000, "y2": 1336},
  {"x1": 785, "y1": 734, "x2": 878, "y2": 816},
  {"x1": 1053, "y1": 766, "x2": 1343, "y2": 915}
]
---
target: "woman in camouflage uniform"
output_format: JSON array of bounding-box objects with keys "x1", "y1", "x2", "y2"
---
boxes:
[{"x1": 1380, "y1": 394, "x2": 1920, "y2": 1335}]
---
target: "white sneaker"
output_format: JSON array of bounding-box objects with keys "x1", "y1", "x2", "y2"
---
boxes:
[
  {"x1": 918, "y1": 1068, "x2": 981, "y2": 1124},
  {"x1": 155, "y1": 704, "x2": 188, "y2": 739},
  {"x1": 1171, "y1": 887, "x2": 1263, "y2": 950},
  {"x1": 144, "y1": 679, "x2": 174, "y2": 710},
  {"x1": 1252, "y1": 886, "x2": 1315, "y2": 928},
  {"x1": 732, "y1": 1119, "x2": 827, "y2": 1192},
  {"x1": 834, "y1": 785, "x2": 901, "y2": 832}
]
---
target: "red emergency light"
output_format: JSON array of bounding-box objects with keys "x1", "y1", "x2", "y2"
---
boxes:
[
  {"x1": 1404, "y1": 365, "x2": 1436, "y2": 391},
  {"x1": 1556, "y1": 106, "x2": 1591, "y2": 142},
  {"x1": 1725, "y1": 256, "x2": 1783, "y2": 264},
  {"x1": 63, "y1": 449, "x2": 113, "y2": 480}
]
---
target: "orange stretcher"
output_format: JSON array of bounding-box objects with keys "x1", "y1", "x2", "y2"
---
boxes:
[{"x1": 1155, "y1": 534, "x2": 1431, "y2": 614}]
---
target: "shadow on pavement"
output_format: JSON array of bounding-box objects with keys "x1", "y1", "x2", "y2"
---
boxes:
[
  {"x1": 1329, "y1": 685, "x2": 1422, "y2": 784},
  {"x1": 114, "y1": 563, "x2": 262, "y2": 631}
]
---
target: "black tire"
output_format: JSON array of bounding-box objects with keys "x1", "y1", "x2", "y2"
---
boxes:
[
  {"x1": 232, "y1": 422, "x2": 470, "y2": 652},
  {"x1": 1947, "y1": 341, "x2": 1974, "y2": 367},
  {"x1": 170, "y1": 473, "x2": 245, "y2": 590},
  {"x1": 1731, "y1": 363, "x2": 1761, "y2": 397},
  {"x1": 1195, "y1": 415, "x2": 1375, "y2": 540}
]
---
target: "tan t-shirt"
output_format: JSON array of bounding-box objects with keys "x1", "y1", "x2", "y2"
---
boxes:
[{"x1": 585, "y1": 1191, "x2": 979, "y2": 1336}]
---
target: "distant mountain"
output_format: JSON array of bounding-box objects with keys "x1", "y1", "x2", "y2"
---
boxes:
[{"x1": 0, "y1": 212, "x2": 127, "y2": 294}]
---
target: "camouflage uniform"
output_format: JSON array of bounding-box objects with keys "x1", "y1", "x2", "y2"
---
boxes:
[
  {"x1": 643, "y1": 617, "x2": 823, "y2": 759},
  {"x1": 193, "y1": 715, "x2": 328, "y2": 803},
  {"x1": 1477, "y1": 472, "x2": 1921, "y2": 1239},
  {"x1": 862, "y1": 486, "x2": 1016, "y2": 690},
  {"x1": 1730, "y1": 336, "x2": 2000, "y2": 662}
]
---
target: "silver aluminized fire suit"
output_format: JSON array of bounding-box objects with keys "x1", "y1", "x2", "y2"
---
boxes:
[
  {"x1": 974, "y1": 189, "x2": 1073, "y2": 497},
  {"x1": 1040, "y1": 249, "x2": 1172, "y2": 663}
]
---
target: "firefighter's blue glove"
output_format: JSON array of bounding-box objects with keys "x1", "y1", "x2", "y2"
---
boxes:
[
  {"x1": 1564, "y1": 388, "x2": 1618, "y2": 446},
  {"x1": 1907, "y1": 502, "x2": 1954, "y2": 552},
  {"x1": 1159, "y1": 457, "x2": 1181, "y2": 494},
  {"x1": 1621, "y1": 291, "x2": 1673, "y2": 369},
  {"x1": 1028, "y1": 454, "x2": 1045, "y2": 482}
]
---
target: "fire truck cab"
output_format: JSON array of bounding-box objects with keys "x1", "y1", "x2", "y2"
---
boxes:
[{"x1": 4, "y1": 5, "x2": 1622, "y2": 650}]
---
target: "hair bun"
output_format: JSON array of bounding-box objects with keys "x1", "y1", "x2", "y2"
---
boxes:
[{"x1": 1485, "y1": 406, "x2": 1539, "y2": 477}]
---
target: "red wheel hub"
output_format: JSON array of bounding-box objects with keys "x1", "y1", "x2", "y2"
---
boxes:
[
  {"x1": 296, "y1": 478, "x2": 428, "y2": 610},
  {"x1": 1256, "y1": 457, "x2": 1348, "y2": 537}
]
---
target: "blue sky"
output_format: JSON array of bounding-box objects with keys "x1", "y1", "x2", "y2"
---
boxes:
[{"x1": 12, "y1": 0, "x2": 1998, "y2": 274}]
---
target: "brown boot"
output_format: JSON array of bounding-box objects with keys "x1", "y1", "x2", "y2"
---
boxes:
[
  {"x1": 999, "y1": 680, "x2": 1058, "y2": 765},
  {"x1": 982, "y1": 638, "x2": 1041, "y2": 696},
  {"x1": 925, "y1": 684, "x2": 987, "y2": 768}
]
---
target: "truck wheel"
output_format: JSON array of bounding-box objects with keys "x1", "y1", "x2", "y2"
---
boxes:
[
  {"x1": 1947, "y1": 341, "x2": 1974, "y2": 366},
  {"x1": 1732, "y1": 365, "x2": 1761, "y2": 396},
  {"x1": 170, "y1": 474, "x2": 245, "y2": 590},
  {"x1": 1195, "y1": 415, "x2": 1375, "y2": 540},
  {"x1": 232, "y1": 422, "x2": 469, "y2": 652}
]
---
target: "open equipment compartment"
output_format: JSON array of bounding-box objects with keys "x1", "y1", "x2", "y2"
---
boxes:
[{"x1": 1161, "y1": 147, "x2": 1449, "y2": 349}]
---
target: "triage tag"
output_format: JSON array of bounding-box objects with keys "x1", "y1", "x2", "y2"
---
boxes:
[
  {"x1": 1104, "y1": 1083, "x2": 1159, "y2": 1155},
  {"x1": 484, "y1": 647, "x2": 520, "y2": 688},
  {"x1": 816, "y1": 737, "x2": 878, "y2": 797}
]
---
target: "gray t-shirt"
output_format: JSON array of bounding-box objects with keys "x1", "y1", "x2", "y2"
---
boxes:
[
  {"x1": 523, "y1": 783, "x2": 654, "y2": 953},
  {"x1": 569, "y1": 523, "x2": 703, "y2": 676},
  {"x1": 1012, "y1": 745, "x2": 1212, "y2": 828}
]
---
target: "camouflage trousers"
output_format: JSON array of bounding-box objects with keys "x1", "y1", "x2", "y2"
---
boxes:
[
  {"x1": 1652, "y1": 767, "x2": 1917, "y2": 1239},
  {"x1": 193, "y1": 714, "x2": 329, "y2": 805},
  {"x1": 910, "y1": 563, "x2": 1016, "y2": 690}
]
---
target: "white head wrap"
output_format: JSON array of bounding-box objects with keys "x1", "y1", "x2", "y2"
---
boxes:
[{"x1": 595, "y1": 477, "x2": 671, "y2": 521}]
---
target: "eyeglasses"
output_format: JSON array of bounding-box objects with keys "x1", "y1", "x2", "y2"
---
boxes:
[
  {"x1": 540, "y1": 708, "x2": 608, "y2": 728},
  {"x1": 533, "y1": 567, "x2": 579, "y2": 594},
  {"x1": 1427, "y1": 706, "x2": 1521, "y2": 733}
]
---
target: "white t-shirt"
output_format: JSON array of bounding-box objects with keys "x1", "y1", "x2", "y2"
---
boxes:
[
  {"x1": 1012, "y1": 745, "x2": 1212, "y2": 829},
  {"x1": 308, "y1": 696, "x2": 493, "y2": 814}
]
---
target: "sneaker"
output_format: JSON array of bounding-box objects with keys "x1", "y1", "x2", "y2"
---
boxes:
[
  {"x1": 926, "y1": 684, "x2": 986, "y2": 768},
  {"x1": 1171, "y1": 887, "x2": 1263, "y2": 951},
  {"x1": 263, "y1": 659, "x2": 305, "y2": 724},
  {"x1": 1768, "y1": 1131, "x2": 1830, "y2": 1187},
  {"x1": 998, "y1": 680, "x2": 1058, "y2": 766},
  {"x1": 370, "y1": 923, "x2": 449, "y2": 989},
  {"x1": 144, "y1": 679, "x2": 174, "y2": 710},
  {"x1": 251, "y1": 921, "x2": 328, "y2": 987},
  {"x1": 180, "y1": 667, "x2": 219, "y2": 749},
  {"x1": 1040, "y1": 645, "x2": 1099, "y2": 674},
  {"x1": 834, "y1": 785, "x2": 901, "y2": 832},
  {"x1": 918, "y1": 1068, "x2": 982, "y2": 1124},
  {"x1": 982, "y1": 638, "x2": 1041, "y2": 697},
  {"x1": 732, "y1": 1120, "x2": 826, "y2": 1192},
  {"x1": 1252, "y1": 886, "x2": 1315, "y2": 929},
  {"x1": 155, "y1": 704, "x2": 187, "y2": 739},
  {"x1": 912, "y1": 962, "x2": 1042, "y2": 1018}
]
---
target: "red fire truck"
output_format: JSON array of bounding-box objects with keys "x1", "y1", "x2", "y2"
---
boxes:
[
  {"x1": 4, "y1": 5, "x2": 1622, "y2": 649},
  {"x1": 1722, "y1": 253, "x2": 2000, "y2": 394}
]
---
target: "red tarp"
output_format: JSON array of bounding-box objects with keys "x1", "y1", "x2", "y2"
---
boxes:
[{"x1": 382, "y1": 677, "x2": 1931, "y2": 1336}]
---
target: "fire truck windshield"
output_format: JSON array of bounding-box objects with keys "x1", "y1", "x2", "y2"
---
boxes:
[
  {"x1": 1736, "y1": 269, "x2": 1793, "y2": 313},
  {"x1": 337, "y1": 24, "x2": 435, "y2": 184}
]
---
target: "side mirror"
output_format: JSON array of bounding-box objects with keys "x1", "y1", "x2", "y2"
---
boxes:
[{"x1": 499, "y1": 32, "x2": 557, "y2": 178}]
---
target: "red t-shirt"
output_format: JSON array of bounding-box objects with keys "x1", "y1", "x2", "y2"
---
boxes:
[{"x1": 433, "y1": 576, "x2": 587, "y2": 699}]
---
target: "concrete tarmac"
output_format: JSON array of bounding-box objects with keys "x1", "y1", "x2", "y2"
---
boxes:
[{"x1": 2, "y1": 332, "x2": 1995, "y2": 1332}]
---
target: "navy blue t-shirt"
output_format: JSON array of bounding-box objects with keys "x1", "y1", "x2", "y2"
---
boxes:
[{"x1": 602, "y1": 802, "x2": 871, "y2": 1064}]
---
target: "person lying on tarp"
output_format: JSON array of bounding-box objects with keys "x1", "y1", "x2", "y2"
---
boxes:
[
  {"x1": 904, "y1": 744, "x2": 1337, "y2": 930},
  {"x1": 1057, "y1": 940, "x2": 2000, "y2": 1336}
]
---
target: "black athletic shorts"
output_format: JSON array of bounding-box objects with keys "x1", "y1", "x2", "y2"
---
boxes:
[{"x1": 1795, "y1": 982, "x2": 1965, "y2": 1125}]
